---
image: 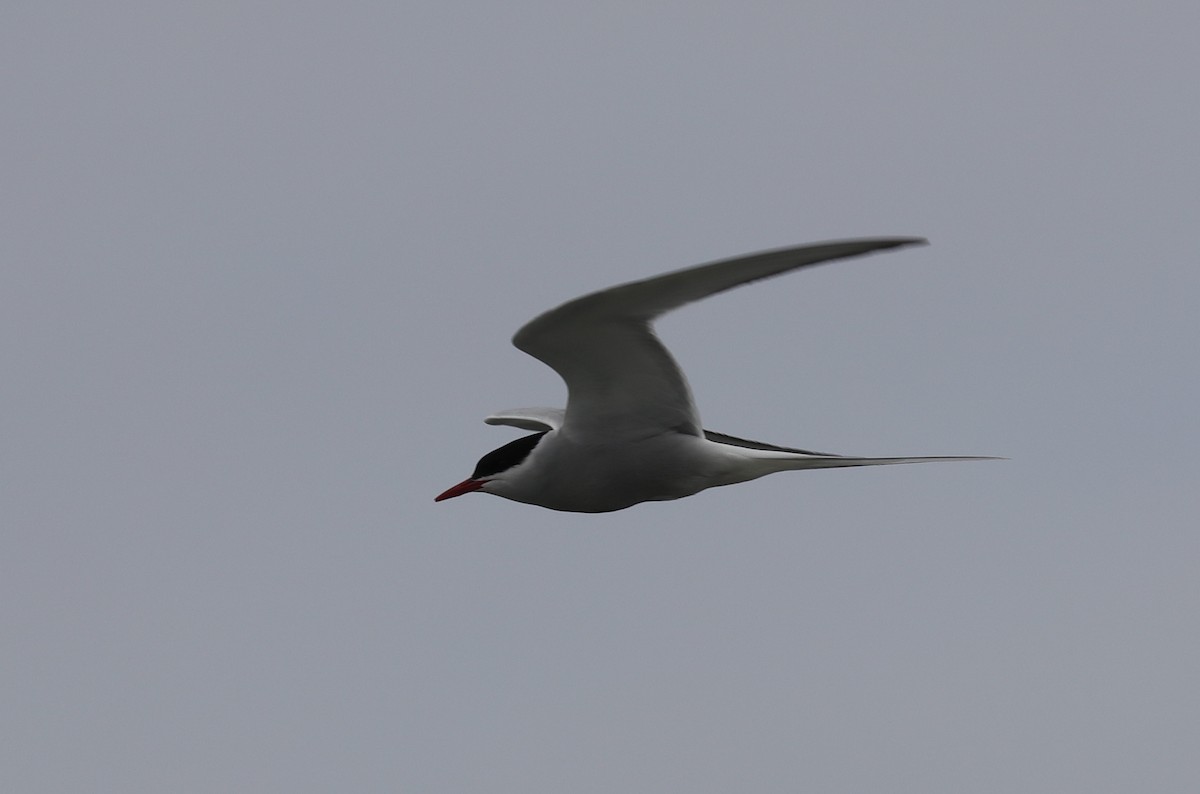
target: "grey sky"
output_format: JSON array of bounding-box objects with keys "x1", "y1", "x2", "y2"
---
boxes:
[{"x1": 4, "y1": 3, "x2": 1198, "y2": 791}]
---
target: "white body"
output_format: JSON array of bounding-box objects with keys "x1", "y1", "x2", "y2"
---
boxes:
[{"x1": 486, "y1": 429, "x2": 745, "y2": 513}]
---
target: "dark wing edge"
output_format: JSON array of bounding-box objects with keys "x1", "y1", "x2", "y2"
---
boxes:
[{"x1": 703, "y1": 429, "x2": 838, "y2": 457}]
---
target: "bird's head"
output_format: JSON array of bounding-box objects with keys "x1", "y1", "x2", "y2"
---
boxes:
[{"x1": 435, "y1": 431, "x2": 548, "y2": 503}]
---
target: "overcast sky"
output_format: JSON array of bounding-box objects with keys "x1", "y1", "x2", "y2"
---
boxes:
[{"x1": 4, "y1": 3, "x2": 1198, "y2": 792}]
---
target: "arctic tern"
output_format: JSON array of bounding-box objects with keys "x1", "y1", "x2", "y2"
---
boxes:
[{"x1": 436, "y1": 237, "x2": 996, "y2": 512}]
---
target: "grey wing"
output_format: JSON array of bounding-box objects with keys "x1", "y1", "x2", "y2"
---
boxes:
[
  {"x1": 485, "y1": 407, "x2": 565, "y2": 432},
  {"x1": 706, "y1": 429, "x2": 1003, "y2": 468},
  {"x1": 513, "y1": 238, "x2": 927, "y2": 441}
]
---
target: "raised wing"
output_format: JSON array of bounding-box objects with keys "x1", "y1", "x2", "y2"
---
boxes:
[
  {"x1": 485, "y1": 407, "x2": 565, "y2": 432},
  {"x1": 513, "y1": 238, "x2": 927, "y2": 440}
]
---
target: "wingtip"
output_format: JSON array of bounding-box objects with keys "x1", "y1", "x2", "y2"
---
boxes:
[{"x1": 846, "y1": 236, "x2": 929, "y2": 252}]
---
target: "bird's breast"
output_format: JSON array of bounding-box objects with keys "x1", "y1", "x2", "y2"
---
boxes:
[{"x1": 508, "y1": 432, "x2": 727, "y2": 512}]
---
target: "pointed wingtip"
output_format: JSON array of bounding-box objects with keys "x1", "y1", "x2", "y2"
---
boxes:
[{"x1": 842, "y1": 236, "x2": 928, "y2": 254}]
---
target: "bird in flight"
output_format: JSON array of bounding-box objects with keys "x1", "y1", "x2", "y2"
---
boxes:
[{"x1": 437, "y1": 238, "x2": 997, "y2": 512}]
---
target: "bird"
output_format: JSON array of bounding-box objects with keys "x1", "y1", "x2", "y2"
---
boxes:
[{"x1": 436, "y1": 237, "x2": 998, "y2": 512}]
